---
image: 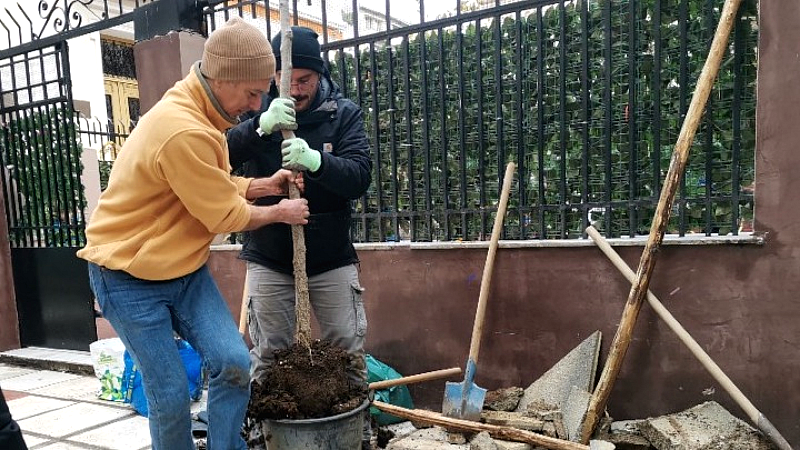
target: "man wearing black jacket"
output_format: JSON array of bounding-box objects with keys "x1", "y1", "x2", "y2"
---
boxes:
[{"x1": 226, "y1": 26, "x2": 373, "y2": 449}]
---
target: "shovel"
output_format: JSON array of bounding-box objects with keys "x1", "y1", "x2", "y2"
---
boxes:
[{"x1": 443, "y1": 162, "x2": 515, "y2": 421}]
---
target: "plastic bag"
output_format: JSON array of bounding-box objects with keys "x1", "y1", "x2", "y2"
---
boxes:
[
  {"x1": 366, "y1": 354, "x2": 414, "y2": 425},
  {"x1": 89, "y1": 338, "x2": 127, "y2": 402},
  {"x1": 121, "y1": 338, "x2": 204, "y2": 417}
]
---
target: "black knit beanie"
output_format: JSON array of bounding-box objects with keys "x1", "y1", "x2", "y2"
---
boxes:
[{"x1": 271, "y1": 26, "x2": 325, "y2": 74}]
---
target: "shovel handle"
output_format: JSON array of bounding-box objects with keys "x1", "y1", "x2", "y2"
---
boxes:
[
  {"x1": 468, "y1": 162, "x2": 515, "y2": 363},
  {"x1": 369, "y1": 367, "x2": 462, "y2": 390}
]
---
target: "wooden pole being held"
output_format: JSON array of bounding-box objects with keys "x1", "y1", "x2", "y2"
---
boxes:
[
  {"x1": 579, "y1": 0, "x2": 743, "y2": 442},
  {"x1": 278, "y1": 0, "x2": 312, "y2": 348}
]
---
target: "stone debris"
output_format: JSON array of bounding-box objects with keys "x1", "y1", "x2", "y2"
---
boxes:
[
  {"x1": 385, "y1": 426, "x2": 468, "y2": 450},
  {"x1": 377, "y1": 400, "x2": 774, "y2": 450},
  {"x1": 376, "y1": 333, "x2": 774, "y2": 450},
  {"x1": 515, "y1": 331, "x2": 602, "y2": 416},
  {"x1": 485, "y1": 386, "x2": 525, "y2": 412},
  {"x1": 470, "y1": 431, "x2": 500, "y2": 450},
  {"x1": 563, "y1": 386, "x2": 593, "y2": 441},
  {"x1": 589, "y1": 440, "x2": 617, "y2": 450},
  {"x1": 384, "y1": 420, "x2": 418, "y2": 441},
  {"x1": 595, "y1": 418, "x2": 653, "y2": 449},
  {"x1": 637, "y1": 401, "x2": 774, "y2": 450},
  {"x1": 447, "y1": 431, "x2": 467, "y2": 444},
  {"x1": 481, "y1": 410, "x2": 545, "y2": 432},
  {"x1": 494, "y1": 440, "x2": 533, "y2": 450},
  {"x1": 382, "y1": 421, "x2": 614, "y2": 450}
]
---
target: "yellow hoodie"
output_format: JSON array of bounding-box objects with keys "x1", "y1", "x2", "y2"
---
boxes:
[{"x1": 77, "y1": 64, "x2": 252, "y2": 280}]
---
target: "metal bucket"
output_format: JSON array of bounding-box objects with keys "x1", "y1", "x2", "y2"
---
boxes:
[{"x1": 262, "y1": 399, "x2": 369, "y2": 450}]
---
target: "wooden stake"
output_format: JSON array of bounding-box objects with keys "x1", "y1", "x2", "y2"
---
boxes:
[
  {"x1": 278, "y1": 0, "x2": 312, "y2": 348},
  {"x1": 579, "y1": 0, "x2": 744, "y2": 442}
]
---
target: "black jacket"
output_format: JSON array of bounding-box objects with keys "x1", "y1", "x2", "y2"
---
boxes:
[{"x1": 227, "y1": 74, "x2": 372, "y2": 276}]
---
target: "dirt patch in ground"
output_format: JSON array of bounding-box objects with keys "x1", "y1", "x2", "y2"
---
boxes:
[{"x1": 247, "y1": 339, "x2": 367, "y2": 422}]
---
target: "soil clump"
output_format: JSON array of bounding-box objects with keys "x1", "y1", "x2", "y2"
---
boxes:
[{"x1": 247, "y1": 339, "x2": 367, "y2": 422}]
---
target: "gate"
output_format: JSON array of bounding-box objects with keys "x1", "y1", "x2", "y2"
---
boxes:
[
  {"x1": 0, "y1": 0, "x2": 204, "y2": 350},
  {"x1": 0, "y1": 37, "x2": 99, "y2": 349}
]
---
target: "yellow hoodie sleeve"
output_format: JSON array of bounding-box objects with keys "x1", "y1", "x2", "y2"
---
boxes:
[
  {"x1": 155, "y1": 129, "x2": 252, "y2": 234},
  {"x1": 231, "y1": 175, "x2": 252, "y2": 199}
]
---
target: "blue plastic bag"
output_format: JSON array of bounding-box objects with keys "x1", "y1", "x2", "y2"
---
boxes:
[
  {"x1": 121, "y1": 339, "x2": 204, "y2": 417},
  {"x1": 366, "y1": 354, "x2": 414, "y2": 425}
]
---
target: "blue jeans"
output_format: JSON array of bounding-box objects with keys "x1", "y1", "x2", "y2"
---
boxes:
[{"x1": 88, "y1": 263, "x2": 249, "y2": 450}]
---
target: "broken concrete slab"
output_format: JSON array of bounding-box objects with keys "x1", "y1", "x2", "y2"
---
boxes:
[
  {"x1": 447, "y1": 431, "x2": 467, "y2": 444},
  {"x1": 470, "y1": 431, "x2": 500, "y2": 450},
  {"x1": 543, "y1": 421, "x2": 558, "y2": 438},
  {"x1": 494, "y1": 439, "x2": 534, "y2": 450},
  {"x1": 385, "y1": 426, "x2": 469, "y2": 450},
  {"x1": 386, "y1": 437, "x2": 469, "y2": 450},
  {"x1": 595, "y1": 419, "x2": 653, "y2": 449},
  {"x1": 638, "y1": 401, "x2": 773, "y2": 450},
  {"x1": 563, "y1": 386, "x2": 593, "y2": 441},
  {"x1": 515, "y1": 331, "x2": 602, "y2": 418},
  {"x1": 384, "y1": 420, "x2": 418, "y2": 440},
  {"x1": 589, "y1": 440, "x2": 616, "y2": 450},
  {"x1": 486, "y1": 386, "x2": 525, "y2": 412}
]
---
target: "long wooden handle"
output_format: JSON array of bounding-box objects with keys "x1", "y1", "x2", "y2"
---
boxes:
[
  {"x1": 580, "y1": 0, "x2": 743, "y2": 442},
  {"x1": 372, "y1": 401, "x2": 588, "y2": 450},
  {"x1": 468, "y1": 162, "x2": 515, "y2": 363},
  {"x1": 277, "y1": 0, "x2": 312, "y2": 347},
  {"x1": 368, "y1": 367, "x2": 462, "y2": 390},
  {"x1": 585, "y1": 226, "x2": 794, "y2": 450}
]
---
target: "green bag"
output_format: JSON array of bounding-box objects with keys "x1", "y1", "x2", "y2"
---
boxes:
[{"x1": 366, "y1": 354, "x2": 414, "y2": 425}]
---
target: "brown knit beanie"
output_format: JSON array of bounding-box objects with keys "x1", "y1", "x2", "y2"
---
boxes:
[{"x1": 201, "y1": 17, "x2": 275, "y2": 81}]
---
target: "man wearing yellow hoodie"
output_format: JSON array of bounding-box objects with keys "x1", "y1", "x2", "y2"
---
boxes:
[{"x1": 77, "y1": 18, "x2": 307, "y2": 450}]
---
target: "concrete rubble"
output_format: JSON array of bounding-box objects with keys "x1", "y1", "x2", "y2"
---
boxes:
[
  {"x1": 378, "y1": 400, "x2": 776, "y2": 450},
  {"x1": 637, "y1": 401, "x2": 774, "y2": 450},
  {"x1": 374, "y1": 332, "x2": 778, "y2": 450},
  {"x1": 515, "y1": 331, "x2": 602, "y2": 416}
]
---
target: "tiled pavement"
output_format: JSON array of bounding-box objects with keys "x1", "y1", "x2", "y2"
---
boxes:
[{"x1": 0, "y1": 347, "x2": 208, "y2": 450}]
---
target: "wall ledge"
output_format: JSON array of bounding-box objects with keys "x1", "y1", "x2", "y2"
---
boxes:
[{"x1": 210, "y1": 232, "x2": 764, "y2": 252}]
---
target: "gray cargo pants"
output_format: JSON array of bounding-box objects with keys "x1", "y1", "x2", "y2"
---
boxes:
[{"x1": 246, "y1": 262, "x2": 368, "y2": 386}]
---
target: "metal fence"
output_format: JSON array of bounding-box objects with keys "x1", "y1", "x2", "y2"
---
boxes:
[
  {"x1": 0, "y1": 42, "x2": 86, "y2": 248},
  {"x1": 207, "y1": 0, "x2": 757, "y2": 242}
]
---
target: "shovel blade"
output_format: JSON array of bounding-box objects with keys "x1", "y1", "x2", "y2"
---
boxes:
[{"x1": 442, "y1": 380, "x2": 487, "y2": 422}]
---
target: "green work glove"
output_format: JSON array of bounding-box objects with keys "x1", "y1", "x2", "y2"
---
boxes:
[
  {"x1": 281, "y1": 137, "x2": 321, "y2": 172},
  {"x1": 258, "y1": 98, "x2": 297, "y2": 134}
]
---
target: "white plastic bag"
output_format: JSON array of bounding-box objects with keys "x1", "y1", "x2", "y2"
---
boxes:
[{"x1": 89, "y1": 337, "x2": 127, "y2": 402}]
